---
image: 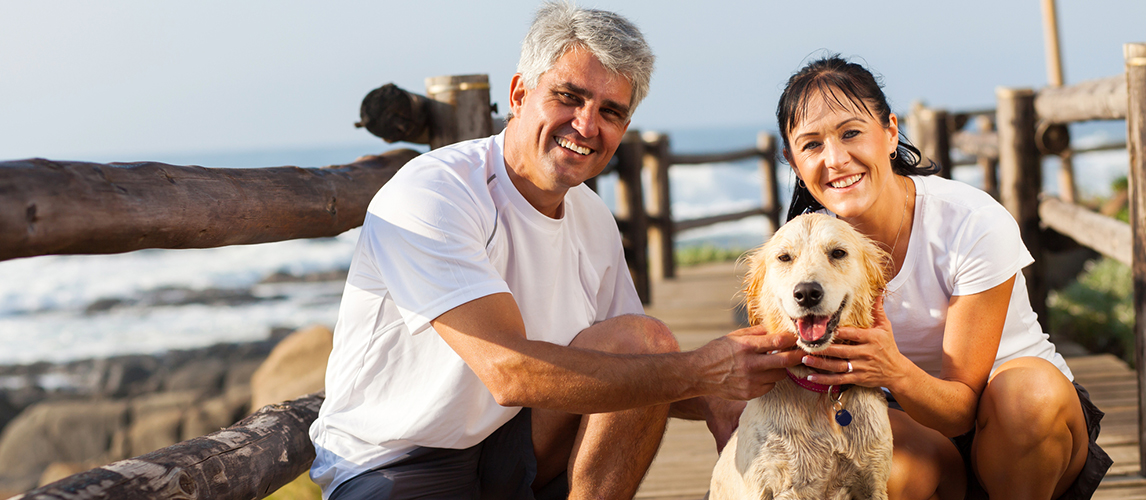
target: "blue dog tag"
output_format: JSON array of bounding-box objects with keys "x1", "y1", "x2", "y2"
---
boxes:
[{"x1": 835, "y1": 409, "x2": 852, "y2": 427}]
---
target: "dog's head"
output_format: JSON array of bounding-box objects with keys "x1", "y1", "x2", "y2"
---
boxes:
[{"x1": 742, "y1": 213, "x2": 889, "y2": 353}]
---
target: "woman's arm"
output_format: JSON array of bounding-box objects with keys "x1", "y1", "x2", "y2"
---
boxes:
[{"x1": 803, "y1": 275, "x2": 1013, "y2": 437}]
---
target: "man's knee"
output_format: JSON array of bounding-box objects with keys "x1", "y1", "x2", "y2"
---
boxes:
[{"x1": 570, "y1": 314, "x2": 679, "y2": 355}]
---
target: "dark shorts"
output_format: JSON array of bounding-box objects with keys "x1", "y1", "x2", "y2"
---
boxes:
[
  {"x1": 886, "y1": 382, "x2": 1112, "y2": 500},
  {"x1": 328, "y1": 409, "x2": 569, "y2": 500}
]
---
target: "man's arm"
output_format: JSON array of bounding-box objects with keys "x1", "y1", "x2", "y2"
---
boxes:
[{"x1": 430, "y1": 292, "x2": 802, "y2": 415}]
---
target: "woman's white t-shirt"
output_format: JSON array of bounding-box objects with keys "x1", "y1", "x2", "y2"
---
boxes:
[
  {"x1": 308, "y1": 132, "x2": 643, "y2": 497},
  {"x1": 883, "y1": 175, "x2": 1071, "y2": 380}
]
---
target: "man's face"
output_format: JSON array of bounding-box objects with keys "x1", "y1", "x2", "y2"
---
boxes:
[{"x1": 506, "y1": 48, "x2": 633, "y2": 195}]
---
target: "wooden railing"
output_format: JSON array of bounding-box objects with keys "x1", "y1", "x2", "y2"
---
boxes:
[
  {"x1": 606, "y1": 130, "x2": 780, "y2": 302},
  {"x1": 911, "y1": 42, "x2": 1146, "y2": 475}
]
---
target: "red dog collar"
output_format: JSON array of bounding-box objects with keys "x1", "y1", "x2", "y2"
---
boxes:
[{"x1": 786, "y1": 368, "x2": 850, "y2": 396}]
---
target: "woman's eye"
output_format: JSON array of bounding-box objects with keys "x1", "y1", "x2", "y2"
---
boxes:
[
  {"x1": 801, "y1": 141, "x2": 821, "y2": 151},
  {"x1": 843, "y1": 130, "x2": 860, "y2": 139},
  {"x1": 831, "y1": 249, "x2": 847, "y2": 259}
]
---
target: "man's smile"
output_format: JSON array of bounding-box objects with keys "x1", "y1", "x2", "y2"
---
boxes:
[{"x1": 556, "y1": 136, "x2": 593, "y2": 156}]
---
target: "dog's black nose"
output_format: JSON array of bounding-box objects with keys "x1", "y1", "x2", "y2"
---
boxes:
[{"x1": 793, "y1": 282, "x2": 823, "y2": 308}]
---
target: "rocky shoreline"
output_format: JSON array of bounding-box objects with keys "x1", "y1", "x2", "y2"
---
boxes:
[{"x1": 0, "y1": 324, "x2": 333, "y2": 496}]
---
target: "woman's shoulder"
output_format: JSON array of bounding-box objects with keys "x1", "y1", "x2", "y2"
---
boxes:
[{"x1": 916, "y1": 175, "x2": 1004, "y2": 215}]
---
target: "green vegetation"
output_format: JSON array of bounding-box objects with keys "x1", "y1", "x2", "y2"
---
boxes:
[
  {"x1": 265, "y1": 473, "x2": 322, "y2": 500},
  {"x1": 675, "y1": 244, "x2": 750, "y2": 267},
  {"x1": 1048, "y1": 257, "x2": 1135, "y2": 366}
]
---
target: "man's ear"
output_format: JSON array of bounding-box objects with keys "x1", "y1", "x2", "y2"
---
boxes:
[{"x1": 509, "y1": 73, "x2": 527, "y2": 117}]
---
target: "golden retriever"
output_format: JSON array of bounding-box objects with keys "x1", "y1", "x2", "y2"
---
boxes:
[{"x1": 709, "y1": 213, "x2": 893, "y2": 500}]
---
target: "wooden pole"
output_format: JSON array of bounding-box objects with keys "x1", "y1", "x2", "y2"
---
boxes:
[
  {"x1": 1039, "y1": 0, "x2": 1078, "y2": 203},
  {"x1": 758, "y1": 132, "x2": 780, "y2": 236},
  {"x1": 1123, "y1": 42, "x2": 1146, "y2": 478},
  {"x1": 14, "y1": 393, "x2": 324, "y2": 500},
  {"x1": 615, "y1": 130, "x2": 649, "y2": 303},
  {"x1": 355, "y1": 83, "x2": 432, "y2": 144},
  {"x1": 0, "y1": 150, "x2": 420, "y2": 262},
  {"x1": 908, "y1": 103, "x2": 952, "y2": 178},
  {"x1": 643, "y1": 131, "x2": 675, "y2": 281},
  {"x1": 424, "y1": 74, "x2": 494, "y2": 149},
  {"x1": 975, "y1": 115, "x2": 1000, "y2": 199},
  {"x1": 996, "y1": 87, "x2": 1048, "y2": 332}
]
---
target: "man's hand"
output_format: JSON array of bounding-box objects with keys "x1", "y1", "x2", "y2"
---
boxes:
[{"x1": 693, "y1": 325, "x2": 803, "y2": 402}]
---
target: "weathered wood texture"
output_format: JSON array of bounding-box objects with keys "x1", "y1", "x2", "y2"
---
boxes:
[
  {"x1": 425, "y1": 74, "x2": 494, "y2": 149},
  {"x1": 1125, "y1": 42, "x2": 1146, "y2": 478},
  {"x1": 13, "y1": 392, "x2": 325, "y2": 500},
  {"x1": 644, "y1": 131, "x2": 675, "y2": 281},
  {"x1": 996, "y1": 87, "x2": 1048, "y2": 331},
  {"x1": 615, "y1": 130, "x2": 650, "y2": 303},
  {"x1": 0, "y1": 150, "x2": 420, "y2": 262},
  {"x1": 1040, "y1": 197, "x2": 1132, "y2": 266},
  {"x1": 910, "y1": 105, "x2": 953, "y2": 178},
  {"x1": 355, "y1": 83, "x2": 432, "y2": 144},
  {"x1": 1035, "y1": 75, "x2": 1129, "y2": 124}
]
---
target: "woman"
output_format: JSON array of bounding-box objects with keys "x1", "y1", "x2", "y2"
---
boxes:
[{"x1": 776, "y1": 55, "x2": 1111, "y2": 500}]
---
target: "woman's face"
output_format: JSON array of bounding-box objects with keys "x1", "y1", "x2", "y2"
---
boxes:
[{"x1": 785, "y1": 93, "x2": 901, "y2": 221}]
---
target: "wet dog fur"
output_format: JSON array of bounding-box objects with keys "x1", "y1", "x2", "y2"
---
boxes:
[{"x1": 709, "y1": 213, "x2": 893, "y2": 500}]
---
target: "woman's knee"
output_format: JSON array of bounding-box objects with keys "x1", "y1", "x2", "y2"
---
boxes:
[
  {"x1": 887, "y1": 411, "x2": 964, "y2": 500},
  {"x1": 978, "y1": 357, "x2": 1076, "y2": 442},
  {"x1": 570, "y1": 314, "x2": 679, "y2": 355}
]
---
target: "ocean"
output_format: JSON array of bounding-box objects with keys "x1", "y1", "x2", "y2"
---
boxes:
[{"x1": 0, "y1": 122, "x2": 1130, "y2": 366}]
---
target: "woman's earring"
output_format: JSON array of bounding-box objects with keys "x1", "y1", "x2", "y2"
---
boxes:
[
  {"x1": 890, "y1": 150, "x2": 898, "y2": 160},
  {"x1": 796, "y1": 178, "x2": 806, "y2": 188}
]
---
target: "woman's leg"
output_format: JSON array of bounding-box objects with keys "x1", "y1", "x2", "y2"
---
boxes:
[
  {"x1": 972, "y1": 357, "x2": 1088, "y2": 499},
  {"x1": 886, "y1": 409, "x2": 966, "y2": 500}
]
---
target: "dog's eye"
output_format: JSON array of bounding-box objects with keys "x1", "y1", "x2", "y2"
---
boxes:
[
  {"x1": 777, "y1": 253, "x2": 792, "y2": 262},
  {"x1": 831, "y1": 249, "x2": 847, "y2": 259}
]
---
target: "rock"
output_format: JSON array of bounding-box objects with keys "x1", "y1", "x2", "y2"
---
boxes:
[
  {"x1": 250, "y1": 324, "x2": 332, "y2": 411},
  {"x1": 181, "y1": 385, "x2": 251, "y2": 440},
  {"x1": 0, "y1": 399, "x2": 128, "y2": 493},
  {"x1": 101, "y1": 355, "x2": 161, "y2": 398},
  {"x1": 164, "y1": 357, "x2": 227, "y2": 393}
]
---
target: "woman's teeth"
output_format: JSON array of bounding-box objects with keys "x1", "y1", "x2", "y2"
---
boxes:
[
  {"x1": 556, "y1": 137, "x2": 592, "y2": 155},
  {"x1": 830, "y1": 174, "x2": 862, "y2": 188}
]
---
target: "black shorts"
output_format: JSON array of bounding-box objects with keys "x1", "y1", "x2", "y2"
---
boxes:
[
  {"x1": 329, "y1": 409, "x2": 569, "y2": 500},
  {"x1": 886, "y1": 382, "x2": 1112, "y2": 499}
]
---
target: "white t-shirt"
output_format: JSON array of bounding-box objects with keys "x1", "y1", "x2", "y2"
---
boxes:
[
  {"x1": 883, "y1": 175, "x2": 1071, "y2": 380},
  {"x1": 308, "y1": 132, "x2": 643, "y2": 496}
]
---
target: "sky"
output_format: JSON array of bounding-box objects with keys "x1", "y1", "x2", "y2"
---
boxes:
[{"x1": 1, "y1": 0, "x2": 1144, "y2": 163}]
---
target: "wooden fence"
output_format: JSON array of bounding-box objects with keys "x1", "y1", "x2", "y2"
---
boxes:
[
  {"x1": 2, "y1": 72, "x2": 781, "y2": 498},
  {"x1": 910, "y1": 42, "x2": 1146, "y2": 473}
]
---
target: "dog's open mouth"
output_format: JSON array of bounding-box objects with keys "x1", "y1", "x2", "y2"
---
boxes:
[{"x1": 794, "y1": 296, "x2": 847, "y2": 351}]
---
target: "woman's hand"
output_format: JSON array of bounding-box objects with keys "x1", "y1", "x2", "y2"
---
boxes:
[{"x1": 800, "y1": 295, "x2": 912, "y2": 391}]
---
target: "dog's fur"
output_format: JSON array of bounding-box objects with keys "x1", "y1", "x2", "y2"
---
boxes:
[{"x1": 709, "y1": 213, "x2": 893, "y2": 500}]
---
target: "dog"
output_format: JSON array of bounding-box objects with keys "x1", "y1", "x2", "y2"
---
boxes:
[{"x1": 709, "y1": 213, "x2": 893, "y2": 500}]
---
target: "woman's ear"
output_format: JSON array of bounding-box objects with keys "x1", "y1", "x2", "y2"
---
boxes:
[{"x1": 886, "y1": 113, "x2": 900, "y2": 152}]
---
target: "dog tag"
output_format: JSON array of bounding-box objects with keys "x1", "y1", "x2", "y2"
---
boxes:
[{"x1": 835, "y1": 409, "x2": 852, "y2": 427}]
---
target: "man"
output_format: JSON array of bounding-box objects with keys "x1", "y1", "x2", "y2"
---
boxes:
[{"x1": 309, "y1": 3, "x2": 802, "y2": 499}]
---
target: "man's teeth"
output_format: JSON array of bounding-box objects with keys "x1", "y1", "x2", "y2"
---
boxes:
[
  {"x1": 556, "y1": 137, "x2": 592, "y2": 155},
  {"x1": 830, "y1": 174, "x2": 862, "y2": 188}
]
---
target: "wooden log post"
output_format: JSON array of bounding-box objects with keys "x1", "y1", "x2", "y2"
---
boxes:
[
  {"x1": 910, "y1": 104, "x2": 953, "y2": 178},
  {"x1": 996, "y1": 87, "x2": 1048, "y2": 332},
  {"x1": 425, "y1": 74, "x2": 494, "y2": 149},
  {"x1": 354, "y1": 83, "x2": 432, "y2": 144},
  {"x1": 615, "y1": 130, "x2": 650, "y2": 303},
  {"x1": 14, "y1": 393, "x2": 325, "y2": 500},
  {"x1": 643, "y1": 131, "x2": 674, "y2": 282},
  {"x1": 758, "y1": 132, "x2": 780, "y2": 236},
  {"x1": 1124, "y1": 42, "x2": 1146, "y2": 478},
  {"x1": 975, "y1": 115, "x2": 1000, "y2": 199},
  {"x1": 0, "y1": 150, "x2": 420, "y2": 262}
]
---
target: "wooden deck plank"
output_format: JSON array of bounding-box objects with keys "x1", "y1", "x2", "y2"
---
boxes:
[{"x1": 634, "y1": 261, "x2": 1146, "y2": 498}]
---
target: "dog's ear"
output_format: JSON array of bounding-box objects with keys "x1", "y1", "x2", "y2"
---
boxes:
[
  {"x1": 740, "y1": 247, "x2": 768, "y2": 326},
  {"x1": 856, "y1": 237, "x2": 891, "y2": 327}
]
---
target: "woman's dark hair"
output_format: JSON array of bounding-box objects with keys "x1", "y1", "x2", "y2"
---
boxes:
[{"x1": 778, "y1": 54, "x2": 940, "y2": 221}]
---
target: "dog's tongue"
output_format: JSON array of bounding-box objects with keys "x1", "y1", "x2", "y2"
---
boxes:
[{"x1": 796, "y1": 316, "x2": 830, "y2": 343}]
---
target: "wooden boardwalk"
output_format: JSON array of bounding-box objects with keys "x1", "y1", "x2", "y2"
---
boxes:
[{"x1": 634, "y1": 261, "x2": 1146, "y2": 499}]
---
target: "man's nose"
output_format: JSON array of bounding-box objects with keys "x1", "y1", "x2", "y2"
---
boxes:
[{"x1": 572, "y1": 106, "x2": 599, "y2": 138}]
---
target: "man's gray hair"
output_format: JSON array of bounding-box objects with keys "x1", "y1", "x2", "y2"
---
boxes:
[{"x1": 516, "y1": 2, "x2": 655, "y2": 114}]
